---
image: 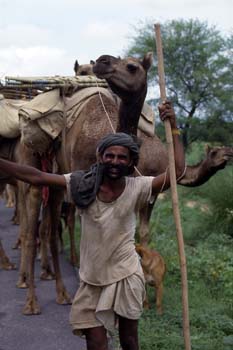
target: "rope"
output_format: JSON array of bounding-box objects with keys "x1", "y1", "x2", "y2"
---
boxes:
[
  {"x1": 95, "y1": 78, "x2": 115, "y2": 133},
  {"x1": 177, "y1": 164, "x2": 187, "y2": 183},
  {"x1": 159, "y1": 166, "x2": 168, "y2": 193},
  {"x1": 60, "y1": 88, "x2": 69, "y2": 174},
  {"x1": 158, "y1": 163, "x2": 187, "y2": 193},
  {"x1": 95, "y1": 77, "x2": 143, "y2": 176}
]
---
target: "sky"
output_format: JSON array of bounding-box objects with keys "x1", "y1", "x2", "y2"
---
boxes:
[{"x1": 0, "y1": 0, "x2": 232, "y2": 80}]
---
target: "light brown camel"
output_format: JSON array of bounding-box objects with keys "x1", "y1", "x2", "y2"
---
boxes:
[
  {"x1": 0, "y1": 126, "x2": 72, "y2": 315},
  {"x1": 16, "y1": 141, "x2": 72, "y2": 314},
  {"x1": 74, "y1": 59, "x2": 95, "y2": 76}
]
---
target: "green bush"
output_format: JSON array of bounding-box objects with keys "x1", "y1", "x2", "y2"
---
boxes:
[
  {"x1": 139, "y1": 162, "x2": 233, "y2": 349},
  {"x1": 197, "y1": 166, "x2": 233, "y2": 237}
]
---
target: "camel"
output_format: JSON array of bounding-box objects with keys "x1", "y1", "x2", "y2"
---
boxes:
[
  {"x1": 3, "y1": 184, "x2": 16, "y2": 208},
  {"x1": 74, "y1": 59, "x2": 95, "y2": 76},
  {"x1": 0, "y1": 119, "x2": 72, "y2": 315},
  {"x1": 0, "y1": 239, "x2": 16, "y2": 270},
  {"x1": 16, "y1": 141, "x2": 73, "y2": 314},
  {"x1": 92, "y1": 54, "x2": 233, "y2": 244},
  {"x1": 0, "y1": 182, "x2": 16, "y2": 270},
  {"x1": 0, "y1": 138, "x2": 28, "y2": 266},
  {"x1": 61, "y1": 55, "x2": 233, "y2": 254}
]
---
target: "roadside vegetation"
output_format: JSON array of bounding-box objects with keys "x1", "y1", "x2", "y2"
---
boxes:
[{"x1": 138, "y1": 143, "x2": 233, "y2": 350}]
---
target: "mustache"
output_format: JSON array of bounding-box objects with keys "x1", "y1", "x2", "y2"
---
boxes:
[{"x1": 103, "y1": 163, "x2": 130, "y2": 174}]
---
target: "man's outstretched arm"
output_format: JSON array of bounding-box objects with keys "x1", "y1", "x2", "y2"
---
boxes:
[{"x1": 0, "y1": 158, "x2": 67, "y2": 188}]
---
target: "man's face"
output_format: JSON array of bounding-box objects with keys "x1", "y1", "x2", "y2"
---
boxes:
[{"x1": 101, "y1": 145, "x2": 132, "y2": 180}]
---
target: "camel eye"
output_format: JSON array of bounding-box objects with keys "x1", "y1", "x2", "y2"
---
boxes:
[
  {"x1": 210, "y1": 150, "x2": 217, "y2": 157},
  {"x1": 127, "y1": 63, "x2": 138, "y2": 73}
]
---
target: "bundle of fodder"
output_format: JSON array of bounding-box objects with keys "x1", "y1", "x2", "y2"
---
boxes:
[
  {"x1": 0, "y1": 86, "x2": 39, "y2": 100},
  {"x1": 4, "y1": 75, "x2": 108, "y2": 93}
]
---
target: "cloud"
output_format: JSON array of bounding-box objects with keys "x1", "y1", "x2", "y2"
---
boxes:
[
  {"x1": 0, "y1": 46, "x2": 74, "y2": 78},
  {"x1": 0, "y1": 24, "x2": 54, "y2": 47},
  {"x1": 78, "y1": 20, "x2": 130, "y2": 58}
]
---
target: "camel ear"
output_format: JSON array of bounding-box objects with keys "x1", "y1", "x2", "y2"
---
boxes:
[
  {"x1": 141, "y1": 52, "x2": 153, "y2": 71},
  {"x1": 205, "y1": 144, "x2": 211, "y2": 154},
  {"x1": 90, "y1": 60, "x2": 95, "y2": 65},
  {"x1": 74, "y1": 60, "x2": 79, "y2": 73}
]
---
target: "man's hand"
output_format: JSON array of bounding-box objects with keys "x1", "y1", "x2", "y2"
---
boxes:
[{"x1": 158, "y1": 100, "x2": 177, "y2": 129}]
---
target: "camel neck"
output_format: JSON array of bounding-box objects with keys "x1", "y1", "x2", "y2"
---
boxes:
[{"x1": 117, "y1": 90, "x2": 147, "y2": 136}]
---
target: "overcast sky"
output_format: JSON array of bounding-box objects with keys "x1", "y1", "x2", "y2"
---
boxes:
[{"x1": 0, "y1": 0, "x2": 232, "y2": 79}]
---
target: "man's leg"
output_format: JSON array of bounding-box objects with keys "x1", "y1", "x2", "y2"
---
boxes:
[
  {"x1": 118, "y1": 315, "x2": 139, "y2": 350},
  {"x1": 83, "y1": 326, "x2": 108, "y2": 350}
]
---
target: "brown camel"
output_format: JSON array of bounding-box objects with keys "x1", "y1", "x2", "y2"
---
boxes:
[
  {"x1": 0, "y1": 239, "x2": 16, "y2": 270},
  {"x1": 92, "y1": 54, "x2": 233, "y2": 244},
  {"x1": 3, "y1": 184, "x2": 16, "y2": 208},
  {"x1": 62, "y1": 55, "x2": 233, "y2": 254},
  {"x1": 0, "y1": 138, "x2": 30, "y2": 268},
  {"x1": 0, "y1": 182, "x2": 16, "y2": 270}
]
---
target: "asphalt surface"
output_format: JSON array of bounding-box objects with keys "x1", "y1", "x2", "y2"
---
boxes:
[{"x1": 0, "y1": 199, "x2": 87, "y2": 350}]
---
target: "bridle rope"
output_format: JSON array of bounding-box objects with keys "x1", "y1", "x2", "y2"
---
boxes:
[{"x1": 95, "y1": 78, "x2": 115, "y2": 133}]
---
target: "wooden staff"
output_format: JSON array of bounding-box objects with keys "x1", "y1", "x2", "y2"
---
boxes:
[{"x1": 154, "y1": 23, "x2": 191, "y2": 350}]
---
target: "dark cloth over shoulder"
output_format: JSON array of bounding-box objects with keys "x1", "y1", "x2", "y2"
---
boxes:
[
  {"x1": 70, "y1": 133, "x2": 140, "y2": 209},
  {"x1": 70, "y1": 164, "x2": 104, "y2": 209}
]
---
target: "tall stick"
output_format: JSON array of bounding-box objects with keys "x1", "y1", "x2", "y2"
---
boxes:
[{"x1": 154, "y1": 23, "x2": 191, "y2": 350}]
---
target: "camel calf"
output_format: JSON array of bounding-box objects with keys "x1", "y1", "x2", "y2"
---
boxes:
[{"x1": 135, "y1": 244, "x2": 166, "y2": 315}]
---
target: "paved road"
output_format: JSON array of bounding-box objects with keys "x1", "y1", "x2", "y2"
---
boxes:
[{"x1": 0, "y1": 199, "x2": 87, "y2": 350}]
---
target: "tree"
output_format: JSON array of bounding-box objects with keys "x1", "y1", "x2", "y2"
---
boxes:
[{"x1": 125, "y1": 19, "x2": 233, "y2": 148}]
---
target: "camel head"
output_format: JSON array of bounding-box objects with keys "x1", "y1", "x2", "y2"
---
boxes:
[
  {"x1": 93, "y1": 52, "x2": 153, "y2": 102},
  {"x1": 205, "y1": 145, "x2": 233, "y2": 169},
  {"x1": 74, "y1": 60, "x2": 95, "y2": 76}
]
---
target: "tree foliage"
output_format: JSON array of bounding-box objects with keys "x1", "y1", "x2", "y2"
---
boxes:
[{"x1": 125, "y1": 19, "x2": 233, "y2": 148}]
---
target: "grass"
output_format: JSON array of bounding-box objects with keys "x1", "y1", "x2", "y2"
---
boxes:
[{"x1": 138, "y1": 163, "x2": 233, "y2": 350}]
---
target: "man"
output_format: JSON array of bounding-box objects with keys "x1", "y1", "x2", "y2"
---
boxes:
[{"x1": 0, "y1": 101, "x2": 185, "y2": 350}]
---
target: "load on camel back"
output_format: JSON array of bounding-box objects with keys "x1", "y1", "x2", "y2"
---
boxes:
[{"x1": 0, "y1": 74, "x2": 156, "y2": 155}]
